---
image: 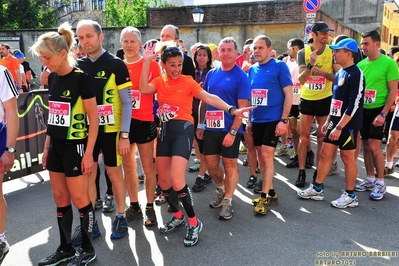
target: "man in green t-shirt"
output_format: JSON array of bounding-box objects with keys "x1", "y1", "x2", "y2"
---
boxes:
[{"x1": 355, "y1": 30, "x2": 399, "y2": 200}]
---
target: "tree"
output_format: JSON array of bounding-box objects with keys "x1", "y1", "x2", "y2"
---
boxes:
[
  {"x1": 103, "y1": 0, "x2": 174, "y2": 27},
  {"x1": 0, "y1": 0, "x2": 58, "y2": 29}
]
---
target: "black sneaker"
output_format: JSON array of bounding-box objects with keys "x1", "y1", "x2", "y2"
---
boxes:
[
  {"x1": 66, "y1": 247, "x2": 96, "y2": 266},
  {"x1": 144, "y1": 207, "x2": 157, "y2": 226},
  {"x1": 126, "y1": 206, "x2": 143, "y2": 221},
  {"x1": 38, "y1": 246, "x2": 75, "y2": 266},
  {"x1": 254, "y1": 180, "x2": 262, "y2": 194},
  {"x1": 246, "y1": 175, "x2": 257, "y2": 188},
  {"x1": 204, "y1": 173, "x2": 212, "y2": 184},
  {"x1": 192, "y1": 177, "x2": 206, "y2": 192},
  {"x1": 0, "y1": 240, "x2": 10, "y2": 265},
  {"x1": 138, "y1": 174, "x2": 145, "y2": 183},
  {"x1": 111, "y1": 216, "x2": 128, "y2": 239},
  {"x1": 305, "y1": 150, "x2": 315, "y2": 169},
  {"x1": 154, "y1": 185, "x2": 162, "y2": 198},
  {"x1": 71, "y1": 221, "x2": 101, "y2": 246},
  {"x1": 295, "y1": 171, "x2": 306, "y2": 188},
  {"x1": 286, "y1": 156, "x2": 299, "y2": 168}
]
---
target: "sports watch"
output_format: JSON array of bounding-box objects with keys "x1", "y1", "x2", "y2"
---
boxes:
[{"x1": 5, "y1": 147, "x2": 16, "y2": 153}]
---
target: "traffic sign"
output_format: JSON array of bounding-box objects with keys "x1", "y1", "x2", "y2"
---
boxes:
[
  {"x1": 305, "y1": 24, "x2": 313, "y2": 35},
  {"x1": 306, "y1": 12, "x2": 316, "y2": 18},
  {"x1": 303, "y1": 0, "x2": 321, "y2": 13}
]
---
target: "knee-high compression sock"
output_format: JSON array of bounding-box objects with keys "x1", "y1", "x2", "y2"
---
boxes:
[
  {"x1": 57, "y1": 205, "x2": 73, "y2": 249},
  {"x1": 176, "y1": 185, "x2": 197, "y2": 226},
  {"x1": 79, "y1": 203, "x2": 94, "y2": 251},
  {"x1": 163, "y1": 187, "x2": 182, "y2": 217},
  {"x1": 105, "y1": 169, "x2": 113, "y2": 196},
  {"x1": 95, "y1": 165, "x2": 101, "y2": 199}
]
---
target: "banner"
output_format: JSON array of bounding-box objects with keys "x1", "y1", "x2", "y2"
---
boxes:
[{"x1": 3, "y1": 90, "x2": 48, "y2": 182}]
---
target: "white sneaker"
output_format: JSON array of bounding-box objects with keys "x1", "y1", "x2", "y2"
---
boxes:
[
  {"x1": 327, "y1": 162, "x2": 338, "y2": 176},
  {"x1": 355, "y1": 178, "x2": 375, "y2": 192},
  {"x1": 395, "y1": 160, "x2": 399, "y2": 167},
  {"x1": 297, "y1": 184, "x2": 324, "y2": 200},
  {"x1": 331, "y1": 191, "x2": 359, "y2": 208},
  {"x1": 369, "y1": 182, "x2": 386, "y2": 201}
]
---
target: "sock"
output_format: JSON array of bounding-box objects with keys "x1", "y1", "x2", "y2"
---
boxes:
[
  {"x1": 146, "y1": 203, "x2": 154, "y2": 209},
  {"x1": 187, "y1": 216, "x2": 198, "y2": 227},
  {"x1": 0, "y1": 232, "x2": 6, "y2": 242},
  {"x1": 282, "y1": 144, "x2": 287, "y2": 148},
  {"x1": 312, "y1": 182, "x2": 323, "y2": 192},
  {"x1": 386, "y1": 161, "x2": 393, "y2": 168},
  {"x1": 78, "y1": 203, "x2": 94, "y2": 251},
  {"x1": 346, "y1": 189, "x2": 355, "y2": 198},
  {"x1": 261, "y1": 192, "x2": 267, "y2": 198},
  {"x1": 205, "y1": 171, "x2": 209, "y2": 175},
  {"x1": 375, "y1": 178, "x2": 385, "y2": 185},
  {"x1": 176, "y1": 185, "x2": 196, "y2": 218},
  {"x1": 366, "y1": 176, "x2": 376, "y2": 182},
  {"x1": 268, "y1": 189, "x2": 275, "y2": 197},
  {"x1": 224, "y1": 197, "x2": 232, "y2": 204},
  {"x1": 163, "y1": 187, "x2": 181, "y2": 214},
  {"x1": 130, "y1": 202, "x2": 140, "y2": 211},
  {"x1": 57, "y1": 205, "x2": 73, "y2": 249},
  {"x1": 198, "y1": 175, "x2": 204, "y2": 180},
  {"x1": 117, "y1": 212, "x2": 126, "y2": 218},
  {"x1": 217, "y1": 185, "x2": 225, "y2": 192}
]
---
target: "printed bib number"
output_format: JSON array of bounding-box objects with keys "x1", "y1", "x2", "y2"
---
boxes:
[
  {"x1": 131, "y1": 90, "x2": 141, "y2": 109},
  {"x1": 306, "y1": 76, "x2": 326, "y2": 91},
  {"x1": 97, "y1": 104, "x2": 115, "y2": 125},
  {"x1": 206, "y1": 110, "x2": 225, "y2": 128},
  {"x1": 251, "y1": 89, "x2": 268, "y2": 106},
  {"x1": 364, "y1": 89, "x2": 377, "y2": 104},
  {"x1": 293, "y1": 83, "x2": 301, "y2": 95},
  {"x1": 157, "y1": 103, "x2": 179, "y2": 122},
  {"x1": 330, "y1": 99, "x2": 343, "y2": 117},
  {"x1": 48, "y1": 101, "x2": 70, "y2": 127}
]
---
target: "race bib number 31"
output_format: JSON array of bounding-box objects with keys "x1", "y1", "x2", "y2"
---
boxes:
[
  {"x1": 206, "y1": 110, "x2": 225, "y2": 128},
  {"x1": 48, "y1": 101, "x2": 71, "y2": 127},
  {"x1": 97, "y1": 104, "x2": 115, "y2": 125},
  {"x1": 251, "y1": 89, "x2": 268, "y2": 106},
  {"x1": 364, "y1": 89, "x2": 377, "y2": 104}
]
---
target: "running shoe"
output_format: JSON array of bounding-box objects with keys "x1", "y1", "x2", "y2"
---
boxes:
[
  {"x1": 239, "y1": 146, "x2": 247, "y2": 154},
  {"x1": 286, "y1": 156, "x2": 299, "y2": 168},
  {"x1": 289, "y1": 149, "x2": 296, "y2": 160},
  {"x1": 126, "y1": 206, "x2": 143, "y2": 221},
  {"x1": 138, "y1": 174, "x2": 145, "y2": 183},
  {"x1": 204, "y1": 173, "x2": 212, "y2": 184},
  {"x1": 184, "y1": 219, "x2": 203, "y2": 247},
  {"x1": 38, "y1": 245, "x2": 75, "y2": 266},
  {"x1": 155, "y1": 193, "x2": 167, "y2": 204},
  {"x1": 71, "y1": 221, "x2": 101, "y2": 246},
  {"x1": 253, "y1": 180, "x2": 262, "y2": 194},
  {"x1": 188, "y1": 159, "x2": 200, "y2": 172},
  {"x1": 369, "y1": 182, "x2": 386, "y2": 201},
  {"x1": 327, "y1": 162, "x2": 338, "y2": 176},
  {"x1": 160, "y1": 216, "x2": 185, "y2": 234},
  {"x1": 395, "y1": 160, "x2": 399, "y2": 167},
  {"x1": 384, "y1": 166, "x2": 394, "y2": 176},
  {"x1": 218, "y1": 199, "x2": 233, "y2": 220},
  {"x1": 103, "y1": 194, "x2": 115, "y2": 213},
  {"x1": 287, "y1": 138, "x2": 293, "y2": 149},
  {"x1": 297, "y1": 184, "x2": 324, "y2": 200},
  {"x1": 144, "y1": 207, "x2": 157, "y2": 226},
  {"x1": 331, "y1": 191, "x2": 359, "y2": 209},
  {"x1": 355, "y1": 178, "x2": 375, "y2": 192},
  {"x1": 274, "y1": 145, "x2": 288, "y2": 157},
  {"x1": 0, "y1": 240, "x2": 10, "y2": 265},
  {"x1": 154, "y1": 185, "x2": 162, "y2": 198},
  {"x1": 192, "y1": 177, "x2": 206, "y2": 192},
  {"x1": 66, "y1": 247, "x2": 96, "y2": 266},
  {"x1": 254, "y1": 196, "x2": 268, "y2": 215},
  {"x1": 94, "y1": 197, "x2": 103, "y2": 210},
  {"x1": 305, "y1": 150, "x2": 315, "y2": 169},
  {"x1": 110, "y1": 216, "x2": 128, "y2": 239},
  {"x1": 209, "y1": 188, "x2": 225, "y2": 208},
  {"x1": 295, "y1": 171, "x2": 306, "y2": 188},
  {"x1": 242, "y1": 157, "x2": 248, "y2": 166},
  {"x1": 246, "y1": 175, "x2": 257, "y2": 188},
  {"x1": 252, "y1": 193, "x2": 279, "y2": 206}
]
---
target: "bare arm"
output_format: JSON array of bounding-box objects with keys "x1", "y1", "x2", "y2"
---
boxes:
[{"x1": 0, "y1": 97, "x2": 18, "y2": 173}]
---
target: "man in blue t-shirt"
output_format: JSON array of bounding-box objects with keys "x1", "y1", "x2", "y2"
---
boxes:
[
  {"x1": 196, "y1": 37, "x2": 250, "y2": 220},
  {"x1": 247, "y1": 35, "x2": 293, "y2": 215}
]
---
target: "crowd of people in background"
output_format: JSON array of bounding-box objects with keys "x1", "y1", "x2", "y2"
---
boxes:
[{"x1": 1, "y1": 19, "x2": 399, "y2": 266}]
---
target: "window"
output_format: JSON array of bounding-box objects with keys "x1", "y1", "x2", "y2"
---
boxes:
[
  {"x1": 92, "y1": 0, "x2": 104, "y2": 11},
  {"x1": 72, "y1": 0, "x2": 85, "y2": 11}
]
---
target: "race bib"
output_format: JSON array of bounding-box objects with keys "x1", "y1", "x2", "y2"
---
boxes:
[
  {"x1": 251, "y1": 89, "x2": 268, "y2": 106},
  {"x1": 131, "y1": 90, "x2": 141, "y2": 109},
  {"x1": 206, "y1": 110, "x2": 225, "y2": 128},
  {"x1": 364, "y1": 89, "x2": 377, "y2": 104},
  {"x1": 306, "y1": 76, "x2": 326, "y2": 91},
  {"x1": 157, "y1": 103, "x2": 179, "y2": 122},
  {"x1": 330, "y1": 99, "x2": 343, "y2": 117},
  {"x1": 97, "y1": 104, "x2": 115, "y2": 125},
  {"x1": 293, "y1": 82, "x2": 301, "y2": 95},
  {"x1": 48, "y1": 101, "x2": 70, "y2": 127}
]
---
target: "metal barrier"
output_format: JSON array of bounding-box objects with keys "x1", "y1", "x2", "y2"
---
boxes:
[{"x1": 2, "y1": 89, "x2": 48, "y2": 182}]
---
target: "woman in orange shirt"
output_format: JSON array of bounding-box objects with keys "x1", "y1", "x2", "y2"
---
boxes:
[{"x1": 140, "y1": 44, "x2": 254, "y2": 247}]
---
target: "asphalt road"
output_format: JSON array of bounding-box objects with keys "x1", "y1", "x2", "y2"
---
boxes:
[{"x1": 2, "y1": 137, "x2": 399, "y2": 266}]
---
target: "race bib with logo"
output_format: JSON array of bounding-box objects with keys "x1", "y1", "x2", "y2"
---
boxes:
[
  {"x1": 97, "y1": 104, "x2": 115, "y2": 125},
  {"x1": 306, "y1": 76, "x2": 326, "y2": 91},
  {"x1": 48, "y1": 101, "x2": 71, "y2": 127},
  {"x1": 364, "y1": 89, "x2": 377, "y2": 104},
  {"x1": 293, "y1": 82, "x2": 301, "y2": 95},
  {"x1": 251, "y1": 89, "x2": 268, "y2": 106},
  {"x1": 330, "y1": 99, "x2": 343, "y2": 117},
  {"x1": 206, "y1": 110, "x2": 225, "y2": 129},
  {"x1": 157, "y1": 103, "x2": 179, "y2": 122},
  {"x1": 131, "y1": 90, "x2": 141, "y2": 110}
]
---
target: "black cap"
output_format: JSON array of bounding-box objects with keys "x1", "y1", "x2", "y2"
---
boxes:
[{"x1": 311, "y1": 22, "x2": 334, "y2": 33}]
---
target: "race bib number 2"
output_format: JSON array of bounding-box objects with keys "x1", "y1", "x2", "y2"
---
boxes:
[
  {"x1": 206, "y1": 110, "x2": 225, "y2": 128},
  {"x1": 97, "y1": 104, "x2": 115, "y2": 125},
  {"x1": 48, "y1": 101, "x2": 71, "y2": 127},
  {"x1": 131, "y1": 90, "x2": 141, "y2": 109}
]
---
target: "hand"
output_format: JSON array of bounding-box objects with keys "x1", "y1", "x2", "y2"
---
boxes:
[
  {"x1": 81, "y1": 153, "x2": 94, "y2": 175},
  {"x1": 196, "y1": 128, "x2": 204, "y2": 140},
  {"x1": 328, "y1": 128, "x2": 341, "y2": 141},
  {"x1": 372, "y1": 114, "x2": 385, "y2": 127},
  {"x1": 118, "y1": 138, "x2": 130, "y2": 156},
  {"x1": 222, "y1": 132, "x2": 236, "y2": 147},
  {"x1": 312, "y1": 66, "x2": 326, "y2": 76},
  {"x1": 275, "y1": 122, "x2": 287, "y2": 137},
  {"x1": 232, "y1": 106, "x2": 257, "y2": 119},
  {"x1": 0, "y1": 152, "x2": 14, "y2": 174},
  {"x1": 142, "y1": 43, "x2": 158, "y2": 61},
  {"x1": 321, "y1": 122, "x2": 328, "y2": 135}
]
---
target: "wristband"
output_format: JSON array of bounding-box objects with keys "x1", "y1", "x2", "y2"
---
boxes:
[
  {"x1": 227, "y1": 105, "x2": 237, "y2": 115},
  {"x1": 197, "y1": 123, "x2": 205, "y2": 130},
  {"x1": 380, "y1": 112, "x2": 387, "y2": 118},
  {"x1": 306, "y1": 63, "x2": 314, "y2": 69}
]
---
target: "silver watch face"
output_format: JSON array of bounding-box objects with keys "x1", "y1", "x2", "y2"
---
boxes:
[{"x1": 6, "y1": 147, "x2": 15, "y2": 153}]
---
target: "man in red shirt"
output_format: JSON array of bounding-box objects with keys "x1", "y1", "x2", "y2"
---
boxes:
[{"x1": 0, "y1": 44, "x2": 21, "y2": 91}]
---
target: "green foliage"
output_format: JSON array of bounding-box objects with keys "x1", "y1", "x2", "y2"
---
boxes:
[
  {"x1": 0, "y1": 0, "x2": 57, "y2": 29},
  {"x1": 103, "y1": 0, "x2": 174, "y2": 27}
]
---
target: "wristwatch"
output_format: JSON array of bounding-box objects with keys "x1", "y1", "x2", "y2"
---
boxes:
[
  {"x1": 306, "y1": 63, "x2": 314, "y2": 69},
  {"x1": 229, "y1": 129, "x2": 238, "y2": 136},
  {"x1": 120, "y1": 132, "x2": 129, "y2": 139},
  {"x1": 5, "y1": 147, "x2": 16, "y2": 153},
  {"x1": 380, "y1": 112, "x2": 387, "y2": 118},
  {"x1": 336, "y1": 125, "x2": 343, "y2": 130},
  {"x1": 280, "y1": 118, "x2": 288, "y2": 124}
]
